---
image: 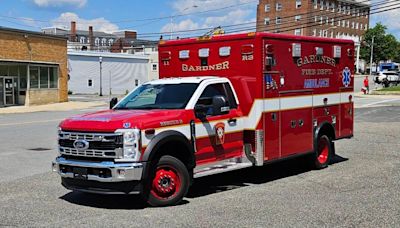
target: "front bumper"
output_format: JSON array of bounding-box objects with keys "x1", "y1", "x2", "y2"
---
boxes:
[{"x1": 52, "y1": 156, "x2": 144, "y2": 183}]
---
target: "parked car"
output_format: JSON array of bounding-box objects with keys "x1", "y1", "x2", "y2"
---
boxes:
[{"x1": 374, "y1": 71, "x2": 400, "y2": 87}]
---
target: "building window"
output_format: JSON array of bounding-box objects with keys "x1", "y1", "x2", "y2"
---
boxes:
[
  {"x1": 315, "y1": 16, "x2": 318, "y2": 23},
  {"x1": 320, "y1": 0, "x2": 324, "y2": 10},
  {"x1": 352, "y1": 21, "x2": 355, "y2": 29},
  {"x1": 320, "y1": 16, "x2": 323, "y2": 24},
  {"x1": 312, "y1": 29, "x2": 317, "y2": 36},
  {"x1": 88, "y1": 79, "x2": 93, "y2": 87},
  {"x1": 295, "y1": 15, "x2": 301, "y2": 22},
  {"x1": 29, "y1": 66, "x2": 39, "y2": 89},
  {"x1": 95, "y1": 38, "x2": 100, "y2": 46},
  {"x1": 264, "y1": 17, "x2": 270, "y2": 25},
  {"x1": 319, "y1": 30, "x2": 323, "y2": 37},
  {"x1": 331, "y1": 18, "x2": 334, "y2": 25},
  {"x1": 276, "y1": 17, "x2": 282, "y2": 24},
  {"x1": 108, "y1": 39, "x2": 114, "y2": 46},
  {"x1": 337, "y1": 20, "x2": 341, "y2": 26},
  {"x1": 338, "y1": 3, "x2": 341, "y2": 13},
  {"x1": 296, "y1": 0, "x2": 301, "y2": 9},
  {"x1": 294, "y1": 29, "x2": 302, "y2": 36},
  {"x1": 325, "y1": 1, "x2": 329, "y2": 10},
  {"x1": 313, "y1": 0, "x2": 317, "y2": 9},
  {"x1": 152, "y1": 63, "x2": 158, "y2": 71},
  {"x1": 365, "y1": 24, "x2": 368, "y2": 30},
  {"x1": 101, "y1": 38, "x2": 107, "y2": 46},
  {"x1": 265, "y1": 4, "x2": 270, "y2": 12},
  {"x1": 79, "y1": 37, "x2": 86, "y2": 44},
  {"x1": 347, "y1": 20, "x2": 350, "y2": 28},
  {"x1": 326, "y1": 16, "x2": 329, "y2": 24},
  {"x1": 40, "y1": 67, "x2": 49, "y2": 89},
  {"x1": 342, "y1": 20, "x2": 345, "y2": 27},
  {"x1": 49, "y1": 67, "x2": 58, "y2": 88},
  {"x1": 331, "y1": 2, "x2": 335, "y2": 12},
  {"x1": 360, "y1": 24, "x2": 363, "y2": 30},
  {"x1": 276, "y1": 3, "x2": 282, "y2": 11}
]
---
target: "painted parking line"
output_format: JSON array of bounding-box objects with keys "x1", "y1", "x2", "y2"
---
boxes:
[
  {"x1": 361, "y1": 98, "x2": 400, "y2": 108},
  {"x1": 0, "y1": 119, "x2": 63, "y2": 127}
]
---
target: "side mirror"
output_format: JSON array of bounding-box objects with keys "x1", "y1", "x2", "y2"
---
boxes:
[
  {"x1": 110, "y1": 97, "x2": 118, "y2": 109},
  {"x1": 212, "y1": 95, "x2": 229, "y2": 116},
  {"x1": 194, "y1": 104, "x2": 208, "y2": 119}
]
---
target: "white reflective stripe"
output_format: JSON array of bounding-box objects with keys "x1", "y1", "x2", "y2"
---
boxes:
[
  {"x1": 280, "y1": 96, "x2": 313, "y2": 110},
  {"x1": 142, "y1": 92, "x2": 354, "y2": 147},
  {"x1": 313, "y1": 93, "x2": 341, "y2": 107},
  {"x1": 340, "y1": 92, "x2": 353, "y2": 103}
]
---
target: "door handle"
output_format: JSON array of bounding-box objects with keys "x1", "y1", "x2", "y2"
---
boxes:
[{"x1": 228, "y1": 118, "x2": 237, "y2": 125}]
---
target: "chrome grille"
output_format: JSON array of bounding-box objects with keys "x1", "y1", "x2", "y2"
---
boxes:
[{"x1": 58, "y1": 131, "x2": 123, "y2": 159}]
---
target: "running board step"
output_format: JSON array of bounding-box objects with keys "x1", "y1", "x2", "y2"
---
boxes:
[{"x1": 194, "y1": 160, "x2": 253, "y2": 178}]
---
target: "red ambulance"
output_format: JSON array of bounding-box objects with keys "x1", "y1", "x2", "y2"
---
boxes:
[{"x1": 53, "y1": 32, "x2": 354, "y2": 206}]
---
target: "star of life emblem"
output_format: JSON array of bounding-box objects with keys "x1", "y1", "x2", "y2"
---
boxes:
[
  {"x1": 215, "y1": 123, "x2": 225, "y2": 145},
  {"x1": 342, "y1": 67, "x2": 351, "y2": 88}
]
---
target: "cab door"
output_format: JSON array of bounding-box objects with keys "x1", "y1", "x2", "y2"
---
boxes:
[{"x1": 194, "y1": 82, "x2": 244, "y2": 165}]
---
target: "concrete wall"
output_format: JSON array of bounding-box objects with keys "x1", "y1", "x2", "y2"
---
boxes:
[{"x1": 0, "y1": 29, "x2": 68, "y2": 105}]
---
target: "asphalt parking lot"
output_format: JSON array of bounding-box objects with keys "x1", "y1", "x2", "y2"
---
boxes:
[{"x1": 0, "y1": 99, "x2": 399, "y2": 227}]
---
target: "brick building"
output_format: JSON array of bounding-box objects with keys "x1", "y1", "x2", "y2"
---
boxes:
[
  {"x1": 0, "y1": 27, "x2": 68, "y2": 107},
  {"x1": 256, "y1": 0, "x2": 370, "y2": 41}
]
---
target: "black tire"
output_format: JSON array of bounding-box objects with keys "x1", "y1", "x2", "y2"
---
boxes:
[
  {"x1": 144, "y1": 155, "x2": 190, "y2": 207},
  {"x1": 313, "y1": 135, "x2": 333, "y2": 169}
]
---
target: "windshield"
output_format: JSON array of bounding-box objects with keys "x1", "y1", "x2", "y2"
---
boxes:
[{"x1": 114, "y1": 83, "x2": 199, "y2": 110}]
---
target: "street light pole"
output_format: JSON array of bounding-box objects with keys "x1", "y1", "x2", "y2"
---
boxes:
[
  {"x1": 99, "y1": 56, "x2": 103, "y2": 96},
  {"x1": 369, "y1": 36, "x2": 375, "y2": 77}
]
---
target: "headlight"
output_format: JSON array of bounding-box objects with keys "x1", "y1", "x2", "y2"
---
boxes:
[{"x1": 116, "y1": 128, "x2": 141, "y2": 160}]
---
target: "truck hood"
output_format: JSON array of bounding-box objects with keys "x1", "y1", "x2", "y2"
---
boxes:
[{"x1": 59, "y1": 109, "x2": 191, "y2": 132}]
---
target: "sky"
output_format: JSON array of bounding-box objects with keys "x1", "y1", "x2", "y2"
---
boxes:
[{"x1": 0, "y1": 0, "x2": 398, "y2": 40}]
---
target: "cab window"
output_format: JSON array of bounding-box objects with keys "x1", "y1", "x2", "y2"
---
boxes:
[{"x1": 196, "y1": 83, "x2": 237, "y2": 116}]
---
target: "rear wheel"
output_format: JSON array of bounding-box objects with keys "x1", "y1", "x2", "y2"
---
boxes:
[
  {"x1": 146, "y1": 155, "x2": 190, "y2": 207},
  {"x1": 313, "y1": 135, "x2": 332, "y2": 169}
]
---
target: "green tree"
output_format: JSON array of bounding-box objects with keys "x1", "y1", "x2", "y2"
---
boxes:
[{"x1": 360, "y1": 23, "x2": 400, "y2": 69}]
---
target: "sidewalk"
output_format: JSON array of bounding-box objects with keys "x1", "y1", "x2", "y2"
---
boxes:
[{"x1": 0, "y1": 101, "x2": 106, "y2": 114}]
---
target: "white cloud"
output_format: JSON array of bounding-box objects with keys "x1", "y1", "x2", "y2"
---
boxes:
[
  {"x1": 33, "y1": 0, "x2": 87, "y2": 8},
  {"x1": 52, "y1": 12, "x2": 119, "y2": 33},
  {"x1": 161, "y1": 19, "x2": 201, "y2": 35},
  {"x1": 162, "y1": 0, "x2": 257, "y2": 36}
]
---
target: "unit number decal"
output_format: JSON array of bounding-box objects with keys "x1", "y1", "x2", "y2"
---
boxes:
[{"x1": 215, "y1": 122, "x2": 225, "y2": 145}]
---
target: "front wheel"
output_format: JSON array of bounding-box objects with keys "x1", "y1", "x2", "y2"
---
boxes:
[
  {"x1": 146, "y1": 155, "x2": 190, "y2": 207},
  {"x1": 313, "y1": 135, "x2": 333, "y2": 169}
]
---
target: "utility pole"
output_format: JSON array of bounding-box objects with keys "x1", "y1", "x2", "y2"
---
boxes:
[
  {"x1": 99, "y1": 56, "x2": 103, "y2": 96},
  {"x1": 369, "y1": 36, "x2": 375, "y2": 77}
]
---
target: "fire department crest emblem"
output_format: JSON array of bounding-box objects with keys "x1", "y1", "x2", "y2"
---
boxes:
[
  {"x1": 342, "y1": 67, "x2": 351, "y2": 88},
  {"x1": 215, "y1": 123, "x2": 225, "y2": 145}
]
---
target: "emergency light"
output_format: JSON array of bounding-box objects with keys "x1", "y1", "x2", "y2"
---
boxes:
[
  {"x1": 241, "y1": 44, "x2": 254, "y2": 55},
  {"x1": 160, "y1": 51, "x2": 171, "y2": 61}
]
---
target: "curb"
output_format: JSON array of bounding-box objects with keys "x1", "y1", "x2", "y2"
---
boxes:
[{"x1": 0, "y1": 101, "x2": 106, "y2": 114}]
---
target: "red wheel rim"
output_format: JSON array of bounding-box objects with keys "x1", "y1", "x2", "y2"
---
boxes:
[
  {"x1": 317, "y1": 137, "x2": 329, "y2": 164},
  {"x1": 150, "y1": 165, "x2": 181, "y2": 200}
]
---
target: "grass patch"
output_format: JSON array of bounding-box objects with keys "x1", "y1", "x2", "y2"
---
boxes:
[{"x1": 378, "y1": 86, "x2": 400, "y2": 92}]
